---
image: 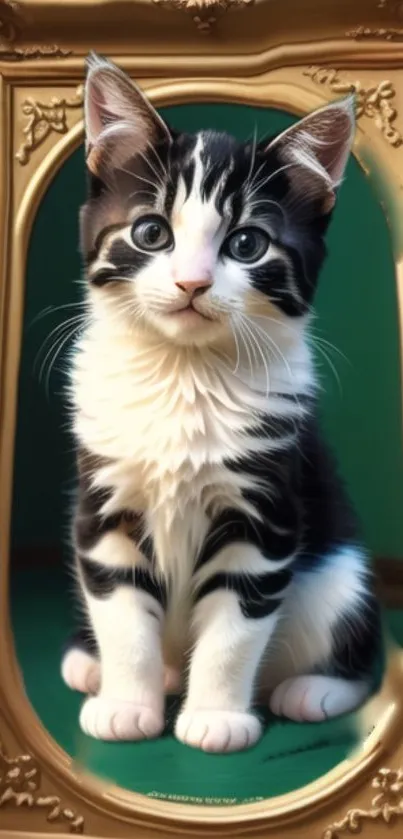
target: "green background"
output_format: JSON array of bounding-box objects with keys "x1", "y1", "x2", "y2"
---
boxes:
[
  {"x1": 11, "y1": 104, "x2": 403, "y2": 558},
  {"x1": 10, "y1": 102, "x2": 401, "y2": 802},
  {"x1": 11, "y1": 565, "x2": 386, "y2": 802}
]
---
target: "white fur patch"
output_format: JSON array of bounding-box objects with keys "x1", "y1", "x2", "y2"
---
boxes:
[
  {"x1": 72, "y1": 314, "x2": 312, "y2": 603},
  {"x1": 187, "y1": 583, "x2": 280, "y2": 712},
  {"x1": 86, "y1": 530, "x2": 146, "y2": 568},
  {"x1": 194, "y1": 541, "x2": 295, "y2": 587}
]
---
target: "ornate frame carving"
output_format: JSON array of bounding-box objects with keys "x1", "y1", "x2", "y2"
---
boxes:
[{"x1": 1, "y1": 1, "x2": 403, "y2": 837}]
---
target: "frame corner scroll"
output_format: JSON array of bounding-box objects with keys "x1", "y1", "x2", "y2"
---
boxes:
[
  {"x1": 0, "y1": 0, "x2": 72, "y2": 61},
  {"x1": 323, "y1": 767, "x2": 403, "y2": 838},
  {"x1": 0, "y1": 735, "x2": 85, "y2": 833},
  {"x1": 15, "y1": 85, "x2": 84, "y2": 165},
  {"x1": 303, "y1": 66, "x2": 403, "y2": 148}
]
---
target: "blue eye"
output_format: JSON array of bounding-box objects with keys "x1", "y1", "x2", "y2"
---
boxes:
[
  {"x1": 131, "y1": 215, "x2": 173, "y2": 252},
  {"x1": 223, "y1": 227, "x2": 270, "y2": 263}
]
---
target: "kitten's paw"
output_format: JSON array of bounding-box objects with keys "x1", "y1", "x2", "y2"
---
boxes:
[
  {"x1": 175, "y1": 709, "x2": 262, "y2": 753},
  {"x1": 269, "y1": 675, "x2": 370, "y2": 722},
  {"x1": 61, "y1": 649, "x2": 100, "y2": 695},
  {"x1": 79, "y1": 697, "x2": 164, "y2": 741}
]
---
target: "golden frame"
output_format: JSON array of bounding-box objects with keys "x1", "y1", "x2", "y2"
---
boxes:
[{"x1": 2, "y1": 0, "x2": 403, "y2": 836}]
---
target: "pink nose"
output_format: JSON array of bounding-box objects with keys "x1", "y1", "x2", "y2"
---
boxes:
[{"x1": 175, "y1": 278, "x2": 212, "y2": 296}]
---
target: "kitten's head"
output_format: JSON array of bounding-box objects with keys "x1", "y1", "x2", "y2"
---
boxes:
[{"x1": 81, "y1": 54, "x2": 355, "y2": 348}]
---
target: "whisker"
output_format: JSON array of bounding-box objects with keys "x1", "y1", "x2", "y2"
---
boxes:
[
  {"x1": 34, "y1": 314, "x2": 86, "y2": 375},
  {"x1": 30, "y1": 300, "x2": 87, "y2": 328},
  {"x1": 136, "y1": 149, "x2": 165, "y2": 191},
  {"x1": 238, "y1": 314, "x2": 271, "y2": 397},
  {"x1": 118, "y1": 166, "x2": 159, "y2": 194},
  {"x1": 245, "y1": 315, "x2": 293, "y2": 382},
  {"x1": 245, "y1": 125, "x2": 258, "y2": 189},
  {"x1": 247, "y1": 159, "x2": 267, "y2": 193},
  {"x1": 239, "y1": 316, "x2": 260, "y2": 368},
  {"x1": 246, "y1": 197, "x2": 287, "y2": 224},
  {"x1": 310, "y1": 334, "x2": 349, "y2": 365},
  {"x1": 236, "y1": 319, "x2": 254, "y2": 380},
  {"x1": 37, "y1": 321, "x2": 84, "y2": 400},
  {"x1": 312, "y1": 342, "x2": 343, "y2": 394},
  {"x1": 247, "y1": 162, "x2": 301, "y2": 201},
  {"x1": 145, "y1": 140, "x2": 169, "y2": 181},
  {"x1": 44, "y1": 324, "x2": 84, "y2": 400},
  {"x1": 230, "y1": 321, "x2": 241, "y2": 375}
]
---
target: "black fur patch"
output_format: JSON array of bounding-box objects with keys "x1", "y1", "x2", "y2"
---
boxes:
[
  {"x1": 91, "y1": 237, "x2": 151, "y2": 282},
  {"x1": 86, "y1": 222, "x2": 127, "y2": 265},
  {"x1": 78, "y1": 556, "x2": 167, "y2": 607},
  {"x1": 89, "y1": 267, "x2": 134, "y2": 287},
  {"x1": 330, "y1": 591, "x2": 382, "y2": 682},
  {"x1": 196, "y1": 501, "x2": 300, "y2": 569},
  {"x1": 195, "y1": 570, "x2": 289, "y2": 619},
  {"x1": 293, "y1": 420, "x2": 361, "y2": 570},
  {"x1": 62, "y1": 627, "x2": 98, "y2": 658}
]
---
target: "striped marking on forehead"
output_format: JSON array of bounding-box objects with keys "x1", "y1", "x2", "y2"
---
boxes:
[{"x1": 171, "y1": 133, "x2": 239, "y2": 228}]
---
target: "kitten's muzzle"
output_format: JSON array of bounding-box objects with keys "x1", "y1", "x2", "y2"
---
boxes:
[{"x1": 170, "y1": 278, "x2": 215, "y2": 321}]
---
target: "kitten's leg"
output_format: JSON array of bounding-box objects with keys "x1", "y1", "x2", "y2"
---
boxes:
[
  {"x1": 264, "y1": 547, "x2": 381, "y2": 721},
  {"x1": 76, "y1": 529, "x2": 166, "y2": 741},
  {"x1": 61, "y1": 632, "x2": 181, "y2": 696},
  {"x1": 175, "y1": 542, "x2": 291, "y2": 753}
]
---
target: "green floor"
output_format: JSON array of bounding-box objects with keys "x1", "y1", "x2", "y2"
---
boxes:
[{"x1": 11, "y1": 567, "x2": 400, "y2": 805}]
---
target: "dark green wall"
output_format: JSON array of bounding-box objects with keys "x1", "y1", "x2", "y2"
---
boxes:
[{"x1": 11, "y1": 104, "x2": 403, "y2": 558}]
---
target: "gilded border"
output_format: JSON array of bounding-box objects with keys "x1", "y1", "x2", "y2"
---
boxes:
[{"x1": 1, "y1": 54, "x2": 403, "y2": 839}]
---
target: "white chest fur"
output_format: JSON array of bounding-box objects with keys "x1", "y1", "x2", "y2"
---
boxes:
[{"x1": 71, "y1": 315, "x2": 312, "y2": 586}]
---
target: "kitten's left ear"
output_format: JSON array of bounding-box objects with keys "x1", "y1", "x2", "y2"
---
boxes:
[
  {"x1": 84, "y1": 52, "x2": 171, "y2": 176},
  {"x1": 266, "y1": 96, "x2": 355, "y2": 214}
]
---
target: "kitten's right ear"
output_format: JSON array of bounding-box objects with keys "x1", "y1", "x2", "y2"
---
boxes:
[{"x1": 84, "y1": 53, "x2": 171, "y2": 177}]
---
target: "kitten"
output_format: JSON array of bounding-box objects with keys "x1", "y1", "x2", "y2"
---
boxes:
[{"x1": 61, "y1": 53, "x2": 381, "y2": 753}]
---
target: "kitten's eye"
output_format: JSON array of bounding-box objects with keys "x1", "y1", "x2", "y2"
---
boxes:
[
  {"x1": 223, "y1": 227, "x2": 270, "y2": 263},
  {"x1": 131, "y1": 215, "x2": 173, "y2": 252}
]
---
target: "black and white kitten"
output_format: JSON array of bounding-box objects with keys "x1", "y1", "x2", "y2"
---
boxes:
[{"x1": 61, "y1": 54, "x2": 380, "y2": 753}]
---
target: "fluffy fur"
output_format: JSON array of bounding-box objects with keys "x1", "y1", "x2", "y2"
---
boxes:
[{"x1": 61, "y1": 54, "x2": 381, "y2": 752}]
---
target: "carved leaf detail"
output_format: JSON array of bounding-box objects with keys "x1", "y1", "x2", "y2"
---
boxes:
[
  {"x1": 323, "y1": 768, "x2": 403, "y2": 838},
  {"x1": 346, "y1": 26, "x2": 403, "y2": 41},
  {"x1": 152, "y1": 0, "x2": 254, "y2": 33},
  {"x1": 0, "y1": 738, "x2": 84, "y2": 833},
  {"x1": 0, "y1": 44, "x2": 72, "y2": 61},
  {"x1": 303, "y1": 66, "x2": 402, "y2": 148},
  {"x1": 16, "y1": 85, "x2": 84, "y2": 165}
]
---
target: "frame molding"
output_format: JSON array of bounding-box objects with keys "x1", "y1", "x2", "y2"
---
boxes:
[{"x1": 2, "y1": 1, "x2": 403, "y2": 837}]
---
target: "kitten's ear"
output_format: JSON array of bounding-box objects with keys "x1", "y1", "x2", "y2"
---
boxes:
[
  {"x1": 266, "y1": 97, "x2": 355, "y2": 214},
  {"x1": 84, "y1": 53, "x2": 171, "y2": 176}
]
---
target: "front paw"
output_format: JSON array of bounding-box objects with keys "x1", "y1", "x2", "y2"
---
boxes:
[
  {"x1": 175, "y1": 709, "x2": 262, "y2": 753},
  {"x1": 80, "y1": 696, "x2": 164, "y2": 741}
]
